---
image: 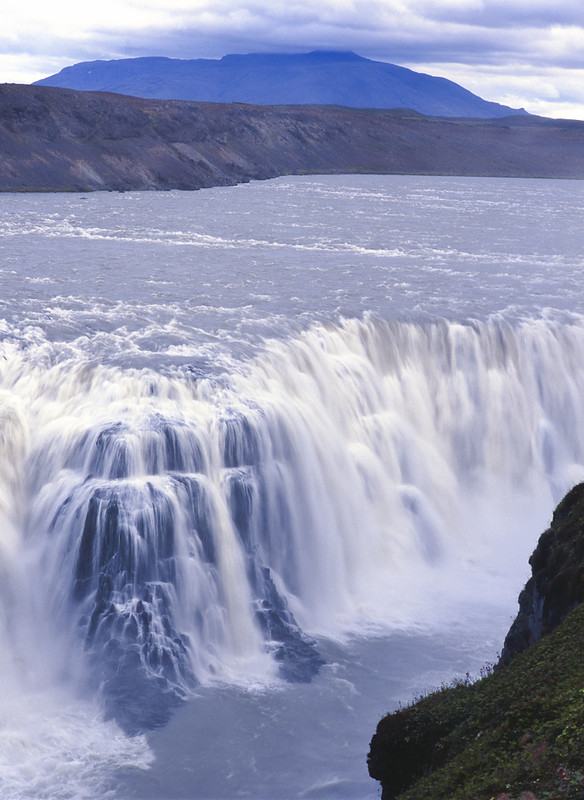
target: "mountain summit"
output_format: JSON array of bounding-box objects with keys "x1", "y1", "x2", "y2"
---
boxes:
[{"x1": 34, "y1": 51, "x2": 527, "y2": 118}]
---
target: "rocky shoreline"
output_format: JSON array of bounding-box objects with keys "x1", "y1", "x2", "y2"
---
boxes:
[{"x1": 1, "y1": 84, "x2": 584, "y2": 192}]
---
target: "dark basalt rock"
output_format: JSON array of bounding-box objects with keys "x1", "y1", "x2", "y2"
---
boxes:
[{"x1": 500, "y1": 482, "x2": 584, "y2": 665}]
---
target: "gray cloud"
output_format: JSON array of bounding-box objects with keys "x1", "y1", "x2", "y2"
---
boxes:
[{"x1": 84, "y1": 1, "x2": 584, "y2": 71}]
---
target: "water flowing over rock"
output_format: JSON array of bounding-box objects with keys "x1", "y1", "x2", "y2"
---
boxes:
[{"x1": 3, "y1": 317, "x2": 584, "y2": 732}]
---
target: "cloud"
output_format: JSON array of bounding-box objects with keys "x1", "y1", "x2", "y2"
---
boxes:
[
  {"x1": 419, "y1": 0, "x2": 584, "y2": 29},
  {"x1": 2, "y1": 0, "x2": 584, "y2": 118},
  {"x1": 3, "y1": 1, "x2": 581, "y2": 61},
  {"x1": 412, "y1": 59, "x2": 584, "y2": 118}
]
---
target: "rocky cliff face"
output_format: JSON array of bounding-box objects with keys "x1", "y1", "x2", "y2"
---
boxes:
[
  {"x1": 1, "y1": 84, "x2": 584, "y2": 192},
  {"x1": 368, "y1": 483, "x2": 584, "y2": 800},
  {"x1": 500, "y1": 482, "x2": 584, "y2": 665}
]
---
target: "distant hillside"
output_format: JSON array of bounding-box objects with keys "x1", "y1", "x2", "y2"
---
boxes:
[
  {"x1": 34, "y1": 51, "x2": 527, "y2": 119},
  {"x1": 1, "y1": 85, "x2": 583, "y2": 193}
]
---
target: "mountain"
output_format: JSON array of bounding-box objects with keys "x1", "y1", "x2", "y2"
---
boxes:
[
  {"x1": 1, "y1": 85, "x2": 583, "y2": 193},
  {"x1": 368, "y1": 483, "x2": 584, "y2": 800},
  {"x1": 34, "y1": 51, "x2": 527, "y2": 119}
]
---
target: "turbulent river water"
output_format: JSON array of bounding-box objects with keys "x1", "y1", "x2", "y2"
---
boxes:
[{"x1": 1, "y1": 174, "x2": 584, "y2": 799}]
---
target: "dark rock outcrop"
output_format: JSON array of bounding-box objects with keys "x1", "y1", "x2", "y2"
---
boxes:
[
  {"x1": 500, "y1": 482, "x2": 584, "y2": 665},
  {"x1": 1, "y1": 84, "x2": 584, "y2": 193}
]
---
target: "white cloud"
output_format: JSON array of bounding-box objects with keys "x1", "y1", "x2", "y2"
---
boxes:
[
  {"x1": 411, "y1": 60, "x2": 584, "y2": 118},
  {"x1": 0, "y1": 53, "x2": 66, "y2": 85}
]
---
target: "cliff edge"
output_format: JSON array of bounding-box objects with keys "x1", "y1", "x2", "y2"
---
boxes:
[
  {"x1": 368, "y1": 483, "x2": 584, "y2": 800},
  {"x1": 500, "y1": 483, "x2": 584, "y2": 665}
]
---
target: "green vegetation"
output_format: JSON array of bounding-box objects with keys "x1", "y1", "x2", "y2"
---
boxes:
[
  {"x1": 369, "y1": 602, "x2": 584, "y2": 799},
  {"x1": 368, "y1": 483, "x2": 584, "y2": 800}
]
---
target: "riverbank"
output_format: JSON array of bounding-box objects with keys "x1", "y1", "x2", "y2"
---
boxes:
[{"x1": 1, "y1": 84, "x2": 584, "y2": 192}]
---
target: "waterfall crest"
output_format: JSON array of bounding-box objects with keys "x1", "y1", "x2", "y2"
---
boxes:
[{"x1": 2, "y1": 316, "x2": 584, "y2": 730}]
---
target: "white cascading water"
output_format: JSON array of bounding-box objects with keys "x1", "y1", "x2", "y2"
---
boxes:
[{"x1": 1, "y1": 314, "x2": 584, "y2": 792}]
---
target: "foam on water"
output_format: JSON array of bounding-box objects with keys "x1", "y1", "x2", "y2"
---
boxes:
[{"x1": 0, "y1": 687, "x2": 152, "y2": 800}]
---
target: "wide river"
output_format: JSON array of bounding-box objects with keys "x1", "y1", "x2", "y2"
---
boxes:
[{"x1": 1, "y1": 175, "x2": 584, "y2": 799}]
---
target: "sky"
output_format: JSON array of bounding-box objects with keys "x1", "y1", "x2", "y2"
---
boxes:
[{"x1": 2, "y1": 0, "x2": 584, "y2": 119}]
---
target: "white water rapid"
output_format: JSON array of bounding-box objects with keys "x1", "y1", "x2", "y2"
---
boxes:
[{"x1": 1, "y1": 316, "x2": 583, "y2": 758}]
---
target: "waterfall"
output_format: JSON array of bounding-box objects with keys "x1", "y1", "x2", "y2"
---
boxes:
[{"x1": 1, "y1": 315, "x2": 584, "y2": 733}]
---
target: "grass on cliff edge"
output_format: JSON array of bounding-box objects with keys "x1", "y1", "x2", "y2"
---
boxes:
[{"x1": 369, "y1": 601, "x2": 584, "y2": 800}]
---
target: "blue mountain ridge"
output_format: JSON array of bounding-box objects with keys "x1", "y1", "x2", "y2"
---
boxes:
[{"x1": 34, "y1": 50, "x2": 527, "y2": 119}]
